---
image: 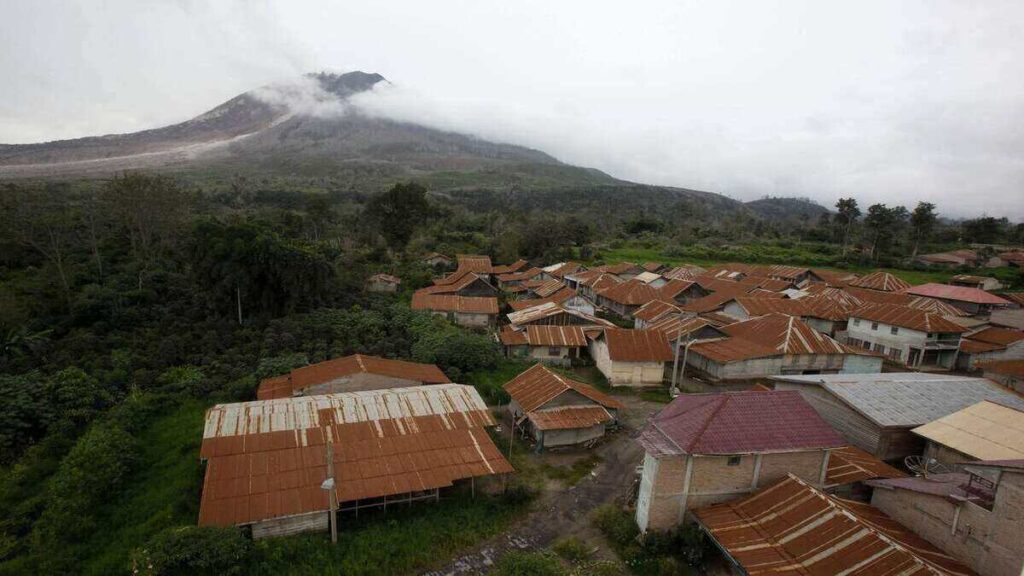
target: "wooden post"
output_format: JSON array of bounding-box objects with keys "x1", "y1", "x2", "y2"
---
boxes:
[
  {"x1": 471, "y1": 476, "x2": 476, "y2": 498},
  {"x1": 236, "y1": 285, "x2": 243, "y2": 325},
  {"x1": 326, "y1": 441, "x2": 337, "y2": 544}
]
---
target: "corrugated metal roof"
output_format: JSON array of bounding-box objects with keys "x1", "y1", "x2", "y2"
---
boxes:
[
  {"x1": 723, "y1": 314, "x2": 850, "y2": 355},
  {"x1": 1001, "y1": 292, "x2": 1024, "y2": 307},
  {"x1": 688, "y1": 337, "x2": 779, "y2": 362},
  {"x1": 662, "y1": 265, "x2": 706, "y2": 281},
  {"x1": 490, "y1": 259, "x2": 528, "y2": 274},
  {"x1": 258, "y1": 354, "x2": 450, "y2": 400},
  {"x1": 602, "y1": 328, "x2": 674, "y2": 362},
  {"x1": 907, "y1": 296, "x2": 970, "y2": 317},
  {"x1": 959, "y1": 339, "x2": 1004, "y2": 354},
  {"x1": 979, "y1": 359, "x2": 1024, "y2": 378},
  {"x1": 826, "y1": 445, "x2": 907, "y2": 486},
  {"x1": 648, "y1": 316, "x2": 724, "y2": 341},
  {"x1": 658, "y1": 279, "x2": 700, "y2": 300},
  {"x1": 635, "y1": 271, "x2": 663, "y2": 284},
  {"x1": 411, "y1": 292, "x2": 499, "y2": 314},
  {"x1": 633, "y1": 299, "x2": 683, "y2": 323},
  {"x1": 848, "y1": 271, "x2": 912, "y2": 292},
  {"x1": 904, "y1": 283, "x2": 1012, "y2": 306},
  {"x1": 694, "y1": 475, "x2": 975, "y2": 576},
  {"x1": 528, "y1": 405, "x2": 612, "y2": 431},
  {"x1": 771, "y1": 373, "x2": 1024, "y2": 428},
  {"x1": 455, "y1": 254, "x2": 492, "y2": 272},
  {"x1": 199, "y1": 384, "x2": 512, "y2": 527},
  {"x1": 506, "y1": 301, "x2": 612, "y2": 327},
  {"x1": 867, "y1": 473, "x2": 973, "y2": 499},
  {"x1": 531, "y1": 279, "x2": 567, "y2": 298},
  {"x1": 597, "y1": 279, "x2": 661, "y2": 306},
  {"x1": 844, "y1": 286, "x2": 913, "y2": 306},
  {"x1": 501, "y1": 325, "x2": 587, "y2": 347},
  {"x1": 496, "y1": 267, "x2": 545, "y2": 283},
  {"x1": 733, "y1": 297, "x2": 812, "y2": 317},
  {"x1": 964, "y1": 326, "x2": 1024, "y2": 346},
  {"x1": 638, "y1": 390, "x2": 845, "y2": 456},
  {"x1": 507, "y1": 287, "x2": 578, "y2": 311},
  {"x1": 422, "y1": 272, "x2": 494, "y2": 295},
  {"x1": 850, "y1": 303, "x2": 967, "y2": 333},
  {"x1": 503, "y1": 364, "x2": 623, "y2": 412},
  {"x1": 911, "y1": 400, "x2": 1024, "y2": 460}
]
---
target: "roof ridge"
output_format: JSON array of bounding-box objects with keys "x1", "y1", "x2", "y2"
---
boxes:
[{"x1": 684, "y1": 394, "x2": 731, "y2": 452}]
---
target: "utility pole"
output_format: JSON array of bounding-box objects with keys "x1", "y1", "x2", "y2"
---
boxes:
[
  {"x1": 323, "y1": 440, "x2": 338, "y2": 544},
  {"x1": 670, "y1": 328, "x2": 683, "y2": 396},
  {"x1": 236, "y1": 285, "x2": 243, "y2": 326}
]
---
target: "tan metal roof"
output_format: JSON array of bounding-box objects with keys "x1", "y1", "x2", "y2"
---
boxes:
[
  {"x1": 602, "y1": 329, "x2": 674, "y2": 362},
  {"x1": 503, "y1": 364, "x2": 623, "y2": 413},
  {"x1": 199, "y1": 384, "x2": 512, "y2": 527},
  {"x1": 506, "y1": 301, "x2": 612, "y2": 327},
  {"x1": 912, "y1": 400, "x2": 1024, "y2": 461},
  {"x1": 693, "y1": 474, "x2": 975, "y2": 576},
  {"x1": 825, "y1": 445, "x2": 907, "y2": 486}
]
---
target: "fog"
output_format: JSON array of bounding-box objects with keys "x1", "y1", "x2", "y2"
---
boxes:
[{"x1": 1, "y1": 0, "x2": 1022, "y2": 218}]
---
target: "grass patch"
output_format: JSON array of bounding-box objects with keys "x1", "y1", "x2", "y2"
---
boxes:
[
  {"x1": 540, "y1": 454, "x2": 603, "y2": 486},
  {"x1": 639, "y1": 389, "x2": 672, "y2": 404},
  {"x1": 248, "y1": 491, "x2": 530, "y2": 576},
  {"x1": 80, "y1": 401, "x2": 208, "y2": 575},
  {"x1": 552, "y1": 536, "x2": 592, "y2": 563},
  {"x1": 592, "y1": 505, "x2": 705, "y2": 575},
  {"x1": 466, "y1": 359, "x2": 531, "y2": 405}
]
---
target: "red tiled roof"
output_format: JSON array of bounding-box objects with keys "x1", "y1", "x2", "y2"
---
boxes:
[
  {"x1": 848, "y1": 271, "x2": 912, "y2": 292},
  {"x1": 504, "y1": 364, "x2": 623, "y2": 412},
  {"x1": 602, "y1": 329, "x2": 674, "y2": 362},
  {"x1": 694, "y1": 475, "x2": 975, "y2": 576},
  {"x1": 411, "y1": 292, "x2": 499, "y2": 314},
  {"x1": 257, "y1": 354, "x2": 450, "y2": 400},
  {"x1": 904, "y1": 283, "x2": 1013, "y2": 306},
  {"x1": 638, "y1": 390, "x2": 845, "y2": 455},
  {"x1": 851, "y1": 303, "x2": 968, "y2": 333},
  {"x1": 597, "y1": 279, "x2": 661, "y2": 306}
]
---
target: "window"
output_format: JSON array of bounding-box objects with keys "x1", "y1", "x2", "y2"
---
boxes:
[
  {"x1": 888, "y1": 348, "x2": 903, "y2": 360},
  {"x1": 890, "y1": 326, "x2": 899, "y2": 335},
  {"x1": 853, "y1": 318, "x2": 861, "y2": 327},
  {"x1": 847, "y1": 338, "x2": 862, "y2": 347},
  {"x1": 871, "y1": 322, "x2": 879, "y2": 331},
  {"x1": 547, "y1": 347, "x2": 561, "y2": 356},
  {"x1": 873, "y1": 343, "x2": 885, "y2": 353},
  {"x1": 727, "y1": 455, "x2": 742, "y2": 466},
  {"x1": 862, "y1": 341, "x2": 871, "y2": 350}
]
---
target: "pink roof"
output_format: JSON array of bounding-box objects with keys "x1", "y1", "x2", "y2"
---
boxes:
[
  {"x1": 638, "y1": 390, "x2": 845, "y2": 456},
  {"x1": 903, "y1": 283, "x2": 1012, "y2": 306}
]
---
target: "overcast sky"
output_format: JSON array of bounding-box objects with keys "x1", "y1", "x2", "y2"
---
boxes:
[{"x1": 2, "y1": 0, "x2": 1022, "y2": 218}]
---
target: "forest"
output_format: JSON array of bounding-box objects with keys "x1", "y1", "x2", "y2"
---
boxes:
[{"x1": 0, "y1": 173, "x2": 1021, "y2": 574}]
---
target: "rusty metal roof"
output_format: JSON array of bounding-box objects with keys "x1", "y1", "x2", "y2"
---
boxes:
[
  {"x1": 507, "y1": 287, "x2": 578, "y2": 311},
  {"x1": 809, "y1": 268, "x2": 860, "y2": 286},
  {"x1": 199, "y1": 384, "x2": 512, "y2": 527},
  {"x1": 693, "y1": 474, "x2": 975, "y2": 576},
  {"x1": 723, "y1": 314, "x2": 850, "y2": 355},
  {"x1": 904, "y1": 283, "x2": 1012, "y2": 306},
  {"x1": 959, "y1": 339, "x2": 1004, "y2": 354},
  {"x1": 490, "y1": 259, "x2": 528, "y2": 274},
  {"x1": 825, "y1": 445, "x2": 907, "y2": 486},
  {"x1": 648, "y1": 316, "x2": 727, "y2": 341},
  {"x1": 597, "y1": 279, "x2": 662, "y2": 306},
  {"x1": 638, "y1": 390, "x2": 845, "y2": 456},
  {"x1": 506, "y1": 301, "x2": 612, "y2": 327},
  {"x1": 527, "y1": 405, "x2": 613, "y2": 431},
  {"x1": 496, "y1": 267, "x2": 545, "y2": 283},
  {"x1": 422, "y1": 272, "x2": 495, "y2": 295},
  {"x1": 844, "y1": 286, "x2": 913, "y2": 306},
  {"x1": 848, "y1": 271, "x2": 912, "y2": 292},
  {"x1": 601, "y1": 328, "x2": 674, "y2": 362},
  {"x1": 411, "y1": 292, "x2": 499, "y2": 314},
  {"x1": 687, "y1": 337, "x2": 779, "y2": 362},
  {"x1": 503, "y1": 364, "x2": 624, "y2": 412},
  {"x1": 733, "y1": 297, "x2": 812, "y2": 317},
  {"x1": 966, "y1": 326, "x2": 1024, "y2": 346},
  {"x1": 1001, "y1": 292, "x2": 1024, "y2": 307},
  {"x1": 258, "y1": 354, "x2": 450, "y2": 400},
  {"x1": 850, "y1": 303, "x2": 967, "y2": 333},
  {"x1": 657, "y1": 279, "x2": 700, "y2": 300},
  {"x1": 632, "y1": 299, "x2": 683, "y2": 323},
  {"x1": 500, "y1": 325, "x2": 588, "y2": 347},
  {"x1": 455, "y1": 254, "x2": 492, "y2": 272},
  {"x1": 979, "y1": 359, "x2": 1024, "y2": 378},
  {"x1": 662, "y1": 265, "x2": 707, "y2": 281},
  {"x1": 907, "y1": 296, "x2": 970, "y2": 317}
]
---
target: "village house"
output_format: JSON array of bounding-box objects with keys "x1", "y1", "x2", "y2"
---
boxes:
[
  {"x1": 950, "y1": 274, "x2": 1004, "y2": 291},
  {"x1": 662, "y1": 264, "x2": 706, "y2": 281},
  {"x1": 503, "y1": 364, "x2": 624, "y2": 450},
  {"x1": 422, "y1": 271, "x2": 499, "y2": 297},
  {"x1": 490, "y1": 259, "x2": 528, "y2": 275},
  {"x1": 694, "y1": 474, "x2": 975, "y2": 576},
  {"x1": 904, "y1": 283, "x2": 1013, "y2": 316},
  {"x1": 256, "y1": 354, "x2": 450, "y2": 400},
  {"x1": 541, "y1": 261, "x2": 585, "y2": 279},
  {"x1": 846, "y1": 303, "x2": 967, "y2": 369},
  {"x1": 868, "y1": 460, "x2": 1024, "y2": 576},
  {"x1": 410, "y1": 292, "x2": 499, "y2": 329},
  {"x1": 365, "y1": 273, "x2": 401, "y2": 293},
  {"x1": 979, "y1": 360, "x2": 1024, "y2": 393},
  {"x1": 499, "y1": 325, "x2": 588, "y2": 366},
  {"x1": 495, "y1": 267, "x2": 546, "y2": 290},
  {"x1": 633, "y1": 270, "x2": 667, "y2": 288},
  {"x1": 957, "y1": 326, "x2": 1024, "y2": 370},
  {"x1": 589, "y1": 328, "x2": 674, "y2": 387},
  {"x1": 912, "y1": 400, "x2": 1024, "y2": 465},
  {"x1": 593, "y1": 261, "x2": 646, "y2": 280},
  {"x1": 454, "y1": 253, "x2": 492, "y2": 273},
  {"x1": 684, "y1": 314, "x2": 882, "y2": 381},
  {"x1": 635, "y1": 390, "x2": 846, "y2": 532},
  {"x1": 506, "y1": 301, "x2": 613, "y2": 329},
  {"x1": 595, "y1": 279, "x2": 661, "y2": 317},
  {"x1": 771, "y1": 372, "x2": 1024, "y2": 462},
  {"x1": 509, "y1": 289, "x2": 596, "y2": 316},
  {"x1": 632, "y1": 299, "x2": 682, "y2": 328},
  {"x1": 641, "y1": 261, "x2": 667, "y2": 273},
  {"x1": 657, "y1": 279, "x2": 709, "y2": 305},
  {"x1": 564, "y1": 270, "x2": 623, "y2": 302},
  {"x1": 422, "y1": 252, "x2": 453, "y2": 269},
  {"x1": 847, "y1": 270, "x2": 912, "y2": 292},
  {"x1": 198, "y1": 384, "x2": 513, "y2": 539}
]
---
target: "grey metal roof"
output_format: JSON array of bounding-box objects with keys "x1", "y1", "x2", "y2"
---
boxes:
[{"x1": 771, "y1": 373, "x2": 1024, "y2": 428}]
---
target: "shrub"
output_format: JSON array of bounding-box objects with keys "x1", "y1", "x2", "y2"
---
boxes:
[
  {"x1": 495, "y1": 551, "x2": 566, "y2": 576},
  {"x1": 552, "y1": 537, "x2": 591, "y2": 563},
  {"x1": 155, "y1": 365, "x2": 206, "y2": 396},
  {"x1": 132, "y1": 526, "x2": 253, "y2": 576},
  {"x1": 411, "y1": 328, "x2": 499, "y2": 382},
  {"x1": 592, "y1": 505, "x2": 639, "y2": 548}
]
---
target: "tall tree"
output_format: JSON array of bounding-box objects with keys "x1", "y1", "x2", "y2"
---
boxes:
[
  {"x1": 834, "y1": 198, "x2": 860, "y2": 257},
  {"x1": 364, "y1": 182, "x2": 433, "y2": 250},
  {"x1": 105, "y1": 172, "x2": 191, "y2": 262},
  {"x1": 909, "y1": 202, "x2": 937, "y2": 258},
  {"x1": 863, "y1": 204, "x2": 909, "y2": 261}
]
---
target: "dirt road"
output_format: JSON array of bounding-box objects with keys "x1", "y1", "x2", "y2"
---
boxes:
[{"x1": 423, "y1": 395, "x2": 663, "y2": 575}]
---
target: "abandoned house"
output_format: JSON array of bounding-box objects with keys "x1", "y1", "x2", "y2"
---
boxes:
[
  {"x1": 956, "y1": 326, "x2": 1024, "y2": 370},
  {"x1": 499, "y1": 325, "x2": 588, "y2": 366},
  {"x1": 635, "y1": 390, "x2": 846, "y2": 532},
  {"x1": 365, "y1": 273, "x2": 401, "y2": 293},
  {"x1": 904, "y1": 283, "x2": 1013, "y2": 316},
  {"x1": 588, "y1": 328, "x2": 674, "y2": 387},
  {"x1": 410, "y1": 292, "x2": 499, "y2": 329},
  {"x1": 197, "y1": 384, "x2": 513, "y2": 539},
  {"x1": 846, "y1": 303, "x2": 967, "y2": 369},
  {"x1": 504, "y1": 364, "x2": 624, "y2": 449},
  {"x1": 256, "y1": 354, "x2": 450, "y2": 400},
  {"x1": 771, "y1": 372, "x2": 1024, "y2": 462}
]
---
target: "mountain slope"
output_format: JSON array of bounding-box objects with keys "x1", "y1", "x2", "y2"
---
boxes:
[{"x1": 745, "y1": 197, "x2": 830, "y2": 223}]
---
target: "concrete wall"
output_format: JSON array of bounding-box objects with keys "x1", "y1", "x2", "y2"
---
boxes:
[
  {"x1": 539, "y1": 423, "x2": 605, "y2": 448},
  {"x1": 686, "y1": 352, "x2": 784, "y2": 381},
  {"x1": 366, "y1": 280, "x2": 398, "y2": 293},
  {"x1": 590, "y1": 338, "x2": 666, "y2": 387},
  {"x1": 637, "y1": 449, "x2": 829, "y2": 533},
  {"x1": 847, "y1": 319, "x2": 927, "y2": 365},
  {"x1": 923, "y1": 440, "x2": 976, "y2": 468},
  {"x1": 841, "y1": 354, "x2": 884, "y2": 373},
  {"x1": 453, "y1": 311, "x2": 495, "y2": 329},
  {"x1": 303, "y1": 373, "x2": 423, "y2": 396},
  {"x1": 871, "y1": 472, "x2": 1024, "y2": 576}
]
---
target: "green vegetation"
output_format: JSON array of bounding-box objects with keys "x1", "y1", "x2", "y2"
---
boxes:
[
  {"x1": 592, "y1": 505, "x2": 706, "y2": 575},
  {"x1": 552, "y1": 536, "x2": 593, "y2": 563},
  {"x1": 540, "y1": 454, "x2": 603, "y2": 486}
]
